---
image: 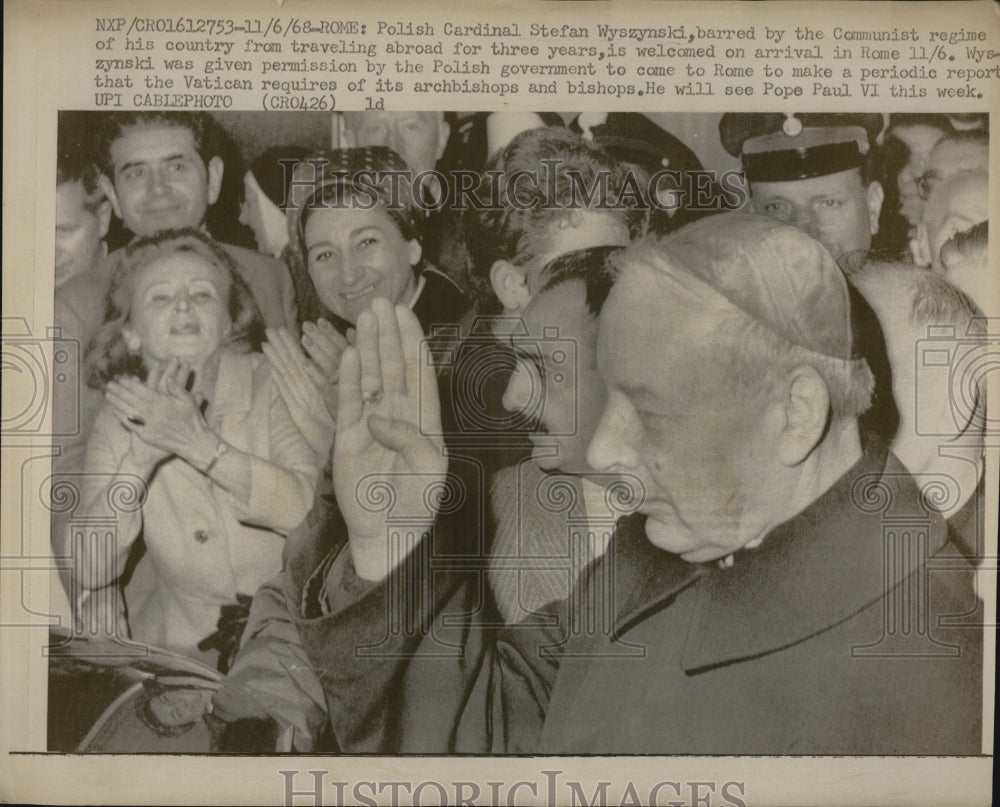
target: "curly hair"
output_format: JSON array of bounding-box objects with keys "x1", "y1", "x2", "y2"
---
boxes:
[
  {"x1": 85, "y1": 228, "x2": 264, "y2": 389},
  {"x1": 465, "y1": 127, "x2": 641, "y2": 315}
]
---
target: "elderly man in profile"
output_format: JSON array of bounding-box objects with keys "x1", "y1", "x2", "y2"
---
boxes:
[{"x1": 313, "y1": 212, "x2": 980, "y2": 755}]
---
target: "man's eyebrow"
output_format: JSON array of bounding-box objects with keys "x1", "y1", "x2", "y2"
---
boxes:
[
  {"x1": 116, "y1": 153, "x2": 189, "y2": 172},
  {"x1": 509, "y1": 341, "x2": 546, "y2": 372}
]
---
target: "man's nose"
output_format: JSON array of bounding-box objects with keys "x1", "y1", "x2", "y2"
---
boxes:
[
  {"x1": 586, "y1": 396, "x2": 640, "y2": 472},
  {"x1": 791, "y1": 207, "x2": 820, "y2": 240},
  {"x1": 174, "y1": 290, "x2": 191, "y2": 310},
  {"x1": 502, "y1": 358, "x2": 541, "y2": 416},
  {"x1": 147, "y1": 166, "x2": 169, "y2": 196}
]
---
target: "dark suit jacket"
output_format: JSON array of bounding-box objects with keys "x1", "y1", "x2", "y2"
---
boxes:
[{"x1": 254, "y1": 444, "x2": 984, "y2": 754}]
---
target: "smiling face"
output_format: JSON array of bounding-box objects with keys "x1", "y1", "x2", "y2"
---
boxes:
[
  {"x1": 107, "y1": 124, "x2": 222, "y2": 236},
  {"x1": 751, "y1": 168, "x2": 882, "y2": 262},
  {"x1": 587, "y1": 260, "x2": 772, "y2": 562},
  {"x1": 304, "y1": 203, "x2": 420, "y2": 325},
  {"x1": 502, "y1": 280, "x2": 605, "y2": 475},
  {"x1": 122, "y1": 250, "x2": 232, "y2": 368}
]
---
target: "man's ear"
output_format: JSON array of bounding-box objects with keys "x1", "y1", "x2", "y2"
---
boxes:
[
  {"x1": 435, "y1": 117, "x2": 451, "y2": 162},
  {"x1": 96, "y1": 198, "x2": 113, "y2": 239},
  {"x1": 206, "y1": 156, "x2": 224, "y2": 207},
  {"x1": 99, "y1": 174, "x2": 123, "y2": 221},
  {"x1": 408, "y1": 238, "x2": 422, "y2": 267},
  {"x1": 777, "y1": 365, "x2": 830, "y2": 466},
  {"x1": 490, "y1": 259, "x2": 532, "y2": 314},
  {"x1": 866, "y1": 180, "x2": 884, "y2": 236},
  {"x1": 122, "y1": 326, "x2": 141, "y2": 353},
  {"x1": 911, "y1": 220, "x2": 932, "y2": 268}
]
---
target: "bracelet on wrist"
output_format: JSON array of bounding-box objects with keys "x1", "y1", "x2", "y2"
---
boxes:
[{"x1": 203, "y1": 440, "x2": 230, "y2": 475}]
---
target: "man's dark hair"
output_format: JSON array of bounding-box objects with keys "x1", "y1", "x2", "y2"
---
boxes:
[
  {"x1": 58, "y1": 112, "x2": 104, "y2": 198},
  {"x1": 95, "y1": 111, "x2": 224, "y2": 177},
  {"x1": 536, "y1": 245, "x2": 624, "y2": 318}
]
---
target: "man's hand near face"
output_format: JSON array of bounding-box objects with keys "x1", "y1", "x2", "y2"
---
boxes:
[{"x1": 333, "y1": 298, "x2": 448, "y2": 582}]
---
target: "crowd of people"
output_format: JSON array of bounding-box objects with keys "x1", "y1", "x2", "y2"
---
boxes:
[{"x1": 50, "y1": 108, "x2": 989, "y2": 753}]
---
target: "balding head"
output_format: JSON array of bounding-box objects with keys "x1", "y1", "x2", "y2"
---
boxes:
[
  {"x1": 341, "y1": 111, "x2": 449, "y2": 175},
  {"x1": 914, "y1": 170, "x2": 988, "y2": 272},
  {"x1": 853, "y1": 263, "x2": 984, "y2": 515}
]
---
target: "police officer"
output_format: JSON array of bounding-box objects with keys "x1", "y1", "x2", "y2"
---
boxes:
[{"x1": 720, "y1": 112, "x2": 884, "y2": 264}]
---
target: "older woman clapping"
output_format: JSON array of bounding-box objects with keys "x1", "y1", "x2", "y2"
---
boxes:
[{"x1": 75, "y1": 229, "x2": 320, "y2": 667}]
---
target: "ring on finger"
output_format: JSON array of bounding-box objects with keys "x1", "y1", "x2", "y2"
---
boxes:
[{"x1": 361, "y1": 388, "x2": 384, "y2": 406}]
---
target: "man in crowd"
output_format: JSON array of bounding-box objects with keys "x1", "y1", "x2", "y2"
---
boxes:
[
  {"x1": 341, "y1": 110, "x2": 451, "y2": 181},
  {"x1": 940, "y1": 221, "x2": 991, "y2": 316},
  {"x1": 305, "y1": 213, "x2": 980, "y2": 754},
  {"x1": 212, "y1": 247, "x2": 631, "y2": 748},
  {"x1": 55, "y1": 115, "x2": 112, "y2": 289},
  {"x1": 719, "y1": 112, "x2": 884, "y2": 265},
  {"x1": 57, "y1": 111, "x2": 296, "y2": 352},
  {"x1": 467, "y1": 126, "x2": 634, "y2": 323},
  {"x1": 912, "y1": 169, "x2": 989, "y2": 273},
  {"x1": 881, "y1": 113, "x2": 952, "y2": 243},
  {"x1": 490, "y1": 246, "x2": 634, "y2": 624},
  {"x1": 853, "y1": 263, "x2": 986, "y2": 557},
  {"x1": 908, "y1": 128, "x2": 989, "y2": 283},
  {"x1": 919, "y1": 130, "x2": 989, "y2": 199},
  {"x1": 50, "y1": 114, "x2": 114, "y2": 624}
]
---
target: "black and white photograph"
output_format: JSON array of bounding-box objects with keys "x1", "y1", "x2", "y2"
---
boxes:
[{"x1": 2, "y1": 1, "x2": 997, "y2": 805}]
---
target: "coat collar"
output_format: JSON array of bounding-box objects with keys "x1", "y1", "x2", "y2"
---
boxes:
[{"x1": 612, "y1": 444, "x2": 949, "y2": 670}]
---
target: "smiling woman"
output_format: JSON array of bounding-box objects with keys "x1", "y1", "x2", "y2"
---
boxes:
[
  {"x1": 72, "y1": 229, "x2": 320, "y2": 669},
  {"x1": 286, "y1": 146, "x2": 468, "y2": 337}
]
